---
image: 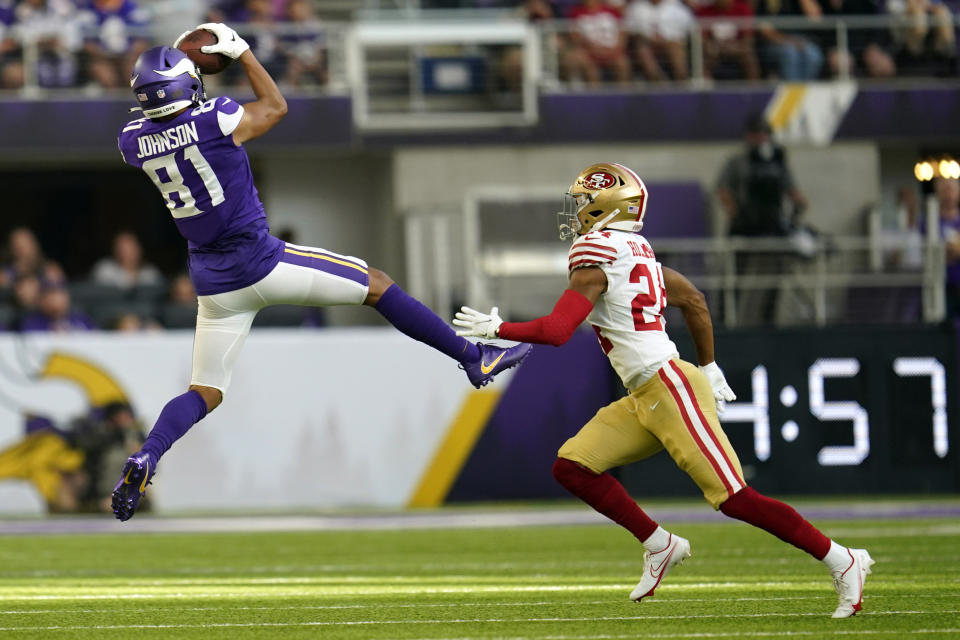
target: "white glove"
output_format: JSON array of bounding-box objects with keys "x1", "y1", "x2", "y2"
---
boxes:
[
  {"x1": 453, "y1": 306, "x2": 503, "y2": 339},
  {"x1": 700, "y1": 362, "x2": 736, "y2": 412},
  {"x1": 195, "y1": 22, "x2": 250, "y2": 59}
]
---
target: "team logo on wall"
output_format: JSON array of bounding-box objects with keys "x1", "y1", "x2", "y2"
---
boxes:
[{"x1": 583, "y1": 171, "x2": 616, "y2": 190}]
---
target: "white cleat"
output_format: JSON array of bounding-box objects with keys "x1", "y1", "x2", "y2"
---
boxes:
[
  {"x1": 831, "y1": 548, "x2": 875, "y2": 618},
  {"x1": 629, "y1": 533, "x2": 691, "y2": 602}
]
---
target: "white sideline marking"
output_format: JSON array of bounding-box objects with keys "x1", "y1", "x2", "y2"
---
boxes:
[
  {"x1": 3, "y1": 593, "x2": 958, "y2": 616},
  {"x1": 823, "y1": 524, "x2": 960, "y2": 538},
  {"x1": 0, "y1": 581, "x2": 837, "y2": 601},
  {"x1": 0, "y1": 611, "x2": 955, "y2": 632},
  {"x1": 399, "y1": 632, "x2": 960, "y2": 640}
]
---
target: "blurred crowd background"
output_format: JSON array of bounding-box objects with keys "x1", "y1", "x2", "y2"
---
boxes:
[{"x1": 0, "y1": 0, "x2": 956, "y2": 92}]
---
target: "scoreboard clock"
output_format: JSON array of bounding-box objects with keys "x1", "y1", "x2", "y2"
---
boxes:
[{"x1": 627, "y1": 325, "x2": 960, "y2": 495}]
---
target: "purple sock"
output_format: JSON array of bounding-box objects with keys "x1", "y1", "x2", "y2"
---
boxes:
[
  {"x1": 375, "y1": 284, "x2": 480, "y2": 364},
  {"x1": 141, "y1": 390, "x2": 209, "y2": 461}
]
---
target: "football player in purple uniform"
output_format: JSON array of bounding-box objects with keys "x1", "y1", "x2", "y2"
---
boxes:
[{"x1": 111, "y1": 23, "x2": 530, "y2": 521}]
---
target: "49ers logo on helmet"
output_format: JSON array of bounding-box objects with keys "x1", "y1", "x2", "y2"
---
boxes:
[{"x1": 583, "y1": 171, "x2": 616, "y2": 190}]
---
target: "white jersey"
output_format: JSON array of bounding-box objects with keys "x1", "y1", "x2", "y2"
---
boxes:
[{"x1": 568, "y1": 230, "x2": 679, "y2": 389}]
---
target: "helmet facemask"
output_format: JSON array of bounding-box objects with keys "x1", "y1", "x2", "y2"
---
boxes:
[{"x1": 557, "y1": 192, "x2": 588, "y2": 240}]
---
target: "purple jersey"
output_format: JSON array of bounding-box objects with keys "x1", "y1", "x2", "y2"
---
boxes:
[{"x1": 117, "y1": 96, "x2": 283, "y2": 295}]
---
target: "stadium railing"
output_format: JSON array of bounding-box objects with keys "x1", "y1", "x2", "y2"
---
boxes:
[
  {"x1": 3, "y1": 13, "x2": 958, "y2": 96},
  {"x1": 401, "y1": 189, "x2": 947, "y2": 329}
]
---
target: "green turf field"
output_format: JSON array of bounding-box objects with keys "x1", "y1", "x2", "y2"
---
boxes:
[{"x1": 0, "y1": 513, "x2": 958, "y2": 639}]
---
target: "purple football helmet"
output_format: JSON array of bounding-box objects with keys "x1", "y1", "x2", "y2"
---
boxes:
[{"x1": 130, "y1": 46, "x2": 206, "y2": 119}]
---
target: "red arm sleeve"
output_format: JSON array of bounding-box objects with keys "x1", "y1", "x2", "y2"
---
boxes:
[{"x1": 497, "y1": 289, "x2": 594, "y2": 346}]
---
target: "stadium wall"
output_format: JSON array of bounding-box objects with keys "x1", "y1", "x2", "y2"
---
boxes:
[
  {"x1": 392, "y1": 143, "x2": 880, "y2": 235},
  {"x1": 0, "y1": 326, "x2": 956, "y2": 515}
]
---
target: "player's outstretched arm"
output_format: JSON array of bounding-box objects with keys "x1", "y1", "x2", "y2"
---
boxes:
[
  {"x1": 182, "y1": 22, "x2": 287, "y2": 143},
  {"x1": 454, "y1": 267, "x2": 603, "y2": 346},
  {"x1": 232, "y1": 49, "x2": 288, "y2": 144},
  {"x1": 663, "y1": 266, "x2": 736, "y2": 408}
]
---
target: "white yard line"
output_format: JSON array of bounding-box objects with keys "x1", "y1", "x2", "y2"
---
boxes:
[
  {"x1": 0, "y1": 610, "x2": 956, "y2": 632},
  {"x1": 0, "y1": 581, "x2": 841, "y2": 601},
  {"x1": 396, "y1": 631, "x2": 960, "y2": 640},
  {"x1": 2, "y1": 593, "x2": 958, "y2": 616}
]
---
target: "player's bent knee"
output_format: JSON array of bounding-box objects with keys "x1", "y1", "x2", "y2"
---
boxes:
[
  {"x1": 363, "y1": 268, "x2": 395, "y2": 306},
  {"x1": 189, "y1": 384, "x2": 223, "y2": 413}
]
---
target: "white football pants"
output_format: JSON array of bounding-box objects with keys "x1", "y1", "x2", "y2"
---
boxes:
[{"x1": 190, "y1": 243, "x2": 369, "y2": 393}]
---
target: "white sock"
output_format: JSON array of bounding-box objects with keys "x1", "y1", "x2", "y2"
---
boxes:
[
  {"x1": 642, "y1": 525, "x2": 671, "y2": 552},
  {"x1": 821, "y1": 541, "x2": 851, "y2": 573}
]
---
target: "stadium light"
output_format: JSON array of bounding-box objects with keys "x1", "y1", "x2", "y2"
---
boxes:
[{"x1": 914, "y1": 161, "x2": 935, "y2": 182}]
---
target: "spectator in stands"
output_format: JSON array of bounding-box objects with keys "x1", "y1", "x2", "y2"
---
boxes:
[
  {"x1": 0, "y1": 0, "x2": 21, "y2": 89},
  {"x1": 223, "y1": 0, "x2": 286, "y2": 86},
  {"x1": 112, "y1": 312, "x2": 162, "y2": 331},
  {"x1": 924, "y1": 177, "x2": 960, "y2": 317},
  {"x1": 169, "y1": 272, "x2": 196, "y2": 305},
  {"x1": 818, "y1": 0, "x2": 896, "y2": 77},
  {"x1": 887, "y1": 0, "x2": 956, "y2": 72},
  {"x1": 206, "y1": 0, "x2": 248, "y2": 22},
  {"x1": 500, "y1": 0, "x2": 555, "y2": 92},
  {"x1": 625, "y1": 0, "x2": 694, "y2": 81},
  {"x1": 882, "y1": 185, "x2": 924, "y2": 270},
  {"x1": 0, "y1": 227, "x2": 64, "y2": 288},
  {"x1": 565, "y1": 0, "x2": 632, "y2": 85},
  {"x1": 11, "y1": 274, "x2": 42, "y2": 326},
  {"x1": 207, "y1": 0, "x2": 288, "y2": 22},
  {"x1": 161, "y1": 272, "x2": 198, "y2": 328},
  {"x1": 716, "y1": 113, "x2": 810, "y2": 325},
  {"x1": 91, "y1": 230, "x2": 163, "y2": 290},
  {"x1": 755, "y1": 0, "x2": 825, "y2": 80},
  {"x1": 280, "y1": 0, "x2": 326, "y2": 87},
  {"x1": 696, "y1": 0, "x2": 761, "y2": 80},
  {"x1": 76, "y1": 0, "x2": 150, "y2": 89},
  {"x1": 20, "y1": 281, "x2": 95, "y2": 332},
  {"x1": 11, "y1": 0, "x2": 82, "y2": 88}
]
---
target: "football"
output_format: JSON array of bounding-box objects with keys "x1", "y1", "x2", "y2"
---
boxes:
[{"x1": 177, "y1": 28, "x2": 232, "y2": 75}]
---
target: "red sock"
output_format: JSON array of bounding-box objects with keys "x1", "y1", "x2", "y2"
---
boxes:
[
  {"x1": 552, "y1": 457, "x2": 658, "y2": 542},
  {"x1": 720, "y1": 487, "x2": 831, "y2": 559}
]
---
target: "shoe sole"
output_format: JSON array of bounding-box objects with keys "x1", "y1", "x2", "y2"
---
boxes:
[{"x1": 111, "y1": 461, "x2": 152, "y2": 522}]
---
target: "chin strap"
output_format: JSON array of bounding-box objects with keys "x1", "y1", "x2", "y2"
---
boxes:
[{"x1": 590, "y1": 208, "x2": 620, "y2": 233}]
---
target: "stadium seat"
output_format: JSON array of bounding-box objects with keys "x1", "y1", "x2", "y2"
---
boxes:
[
  {"x1": 69, "y1": 281, "x2": 126, "y2": 315},
  {"x1": 160, "y1": 303, "x2": 197, "y2": 329},
  {"x1": 0, "y1": 303, "x2": 15, "y2": 330}
]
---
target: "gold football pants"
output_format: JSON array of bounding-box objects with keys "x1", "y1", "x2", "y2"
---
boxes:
[{"x1": 558, "y1": 359, "x2": 746, "y2": 508}]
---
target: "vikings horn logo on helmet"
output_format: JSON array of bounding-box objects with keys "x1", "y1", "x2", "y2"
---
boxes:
[
  {"x1": 557, "y1": 163, "x2": 649, "y2": 240},
  {"x1": 129, "y1": 46, "x2": 206, "y2": 119}
]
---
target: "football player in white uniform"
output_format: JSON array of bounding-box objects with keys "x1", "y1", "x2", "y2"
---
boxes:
[{"x1": 454, "y1": 162, "x2": 873, "y2": 618}]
